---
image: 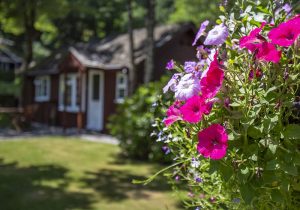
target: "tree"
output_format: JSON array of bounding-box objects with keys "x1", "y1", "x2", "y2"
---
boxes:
[
  {"x1": 144, "y1": 0, "x2": 155, "y2": 83},
  {"x1": 0, "y1": 0, "x2": 67, "y2": 69},
  {"x1": 127, "y1": 0, "x2": 137, "y2": 95}
]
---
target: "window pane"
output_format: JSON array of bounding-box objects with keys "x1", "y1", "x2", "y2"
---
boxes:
[
  {"x1": 66, "y1": 82, "x2": 72, "y2": 106},
  {"x1": 118, "y1": 88, "x2": 125, "y2": 99},
  {"x1": 92, "y1": 74, "x2": 100, "y2": 100},
  {"x1": 76, "y1": 76, "x2": 80, "y2": 106},
  {"x1": 42, "y1": 79, "x2": 47, "y2": 97},
  {"x1": 118, "y1": 75, "x2": 124, "y2": 84}
]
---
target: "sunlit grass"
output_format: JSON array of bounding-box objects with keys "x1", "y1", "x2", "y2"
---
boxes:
[{"x1": 0, "y1": 137, "x2": 181, "y2": 210}]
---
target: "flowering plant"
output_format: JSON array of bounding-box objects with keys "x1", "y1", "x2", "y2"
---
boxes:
[{"x1": 136, "y1": 0, "x2": 300, "y2": 209}]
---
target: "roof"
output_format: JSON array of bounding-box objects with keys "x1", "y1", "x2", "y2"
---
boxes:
[
  {"x1": 27, "y1": 23, "x2": 195, "y2": 76},
  {"x1": 0, "y1": 47, "x2": 23, "y2": 64},
  {"x1": 27, "y1": 48, "x2": 67, "y2": 76}
]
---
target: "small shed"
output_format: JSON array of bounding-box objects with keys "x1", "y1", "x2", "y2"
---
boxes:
[{"x1": 23, "y1": 23, "x2": 196, "y2": 132}]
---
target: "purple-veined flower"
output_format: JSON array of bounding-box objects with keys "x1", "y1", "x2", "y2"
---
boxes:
[
  {"x1": 174, "y1": 73, "x2": 201, "y2": 101},
  {"x1": 163, "y1": 73, "x2": 182, "y2": 93},
  {"x1": 162, "y1": 146, "x2": 171, "y2": 155},
  {"x1": 166, "y1": 59, "x2": 175, "y2": 70},
  {"x1": 192, "y1": 20, "x2": 209, "y2": 46},
  {"x1": 184, "y1": 61, "x2": 202, "y2": 78},
  {"x1": 184, "y1": 61, "x2": 197, "y2": 73},
  {"x1": 204, "y1": 24, "x2": 229, "y2": 45},
  {"x1": 195, "y1": 177, "x2": 203, "y2": 183},
  {"x1": 233, "y1": 198, "x2": 241, "y2": 203}
]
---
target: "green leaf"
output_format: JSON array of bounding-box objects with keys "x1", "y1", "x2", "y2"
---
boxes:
[
  {"x1": 219, "y1": 6, "x2": 225, "y2": 13},
  {"x1": 271, "y1": 189, "x2": 285, "y2": 203},
  {"x1": 241, "y1": 167, "x2": 249, "y2": 175},
  {"x1": 219, "y1": 162, "x2": 233, "y2": 181},
  {"x1": 257, "y1": 6, "x2": 272, "y2": 15},
  {"x1": 248, "y1": 125, "x2": 264, "y2": 139},
  {"x1": 240, "y1": 184, "x2": 256, "y2": 204},
  {"x1": 266, "y1": 159, "x2": 279, "y2": 171},
  {"x1": 263, "y1": 116, "x2": 278, "y2": 133},
  {"x1": 269, "y1": 144, "x2": 277, "y2": 154},
  {"x1": 283, "y1": 124, "x2": 300, "y2": 140},
  {"x1": 280, "y1": 162, "x2": 298, "y2": 176}
]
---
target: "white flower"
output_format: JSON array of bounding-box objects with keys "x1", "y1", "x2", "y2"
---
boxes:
[
  {"x1": 174, "y1": 74, "x2": 201, "y2": 101},
  {"x1": 204, "y1": 24, "x2": 229, "y2": 45},
  {"x1": 191, "y1": 158, "x2": 200, "y2": 168}
]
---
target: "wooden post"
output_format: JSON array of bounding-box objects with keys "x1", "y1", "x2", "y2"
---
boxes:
[
  {"x1": 77, "y1": 69, "x2": 83, "y2": 133},
  {"x1": 63, "y1": 68, "x2": 67, "y2": 134}
]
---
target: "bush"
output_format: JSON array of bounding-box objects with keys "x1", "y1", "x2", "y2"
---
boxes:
[
  {"x1": 108, "y1": 77, "x2": 172, "y2": 163},
  {"x1": 140, "y1": 1, "x2": 300, "y2": 209}
]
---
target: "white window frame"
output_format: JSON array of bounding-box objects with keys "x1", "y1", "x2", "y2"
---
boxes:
[
  {"x1": 34, "y1": 76, "x2": 50, "y2": 102},
  {"x1": 115, "y1": 72, "x2": 128, "y2": 103},
  {"x1": 58, "y1": 73, "x2": 85, "y2": 113}
]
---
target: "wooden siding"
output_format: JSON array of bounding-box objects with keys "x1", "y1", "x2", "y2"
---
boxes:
[
  {"x1": 23, "y1": 27, "x2": 196, "y2": 132},
  {"x1": 103, "y1": 70, "x2": 118, "y2": 132}
]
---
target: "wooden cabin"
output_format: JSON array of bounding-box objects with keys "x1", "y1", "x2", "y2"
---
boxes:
[{"x1": 23, "y1": 23, "x2": 196, "y2": 132}]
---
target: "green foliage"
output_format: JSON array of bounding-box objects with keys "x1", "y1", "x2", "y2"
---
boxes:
[
  {"x1": 169, "y1": 0, "x2": 221, "y2": 24},
  {"x1": 0, "y1": 113, "x2": 12, "y2": 127},
  {"x1": 108, "y1": 78, "x2": 172, "y2": 163},
  {"x1": 0, "y1": 76, "x2": 21, "y2": 96},
  {"x1": 139, "y1": 1, "x2": 300, "y2": 209}
]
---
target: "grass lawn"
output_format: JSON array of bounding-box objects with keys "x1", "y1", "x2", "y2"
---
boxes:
[{"x1": 0, "y1": 137, "x2": 182, "y2": 210}]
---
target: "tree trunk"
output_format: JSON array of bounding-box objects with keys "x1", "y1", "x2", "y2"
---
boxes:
[
  {"x1": 127, "y1": 0, "x2": 137, "y2": 95},
  {"x1": 24, "y1": 0, "x2": 36, "y2": 71},
  {"x1": 144, "y1": 0, "x2": 155, "y2": 84}
]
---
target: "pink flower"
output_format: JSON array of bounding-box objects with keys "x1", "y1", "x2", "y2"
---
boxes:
[
  {"x1": 200, "y1": 53, "x2": 224, "y2": 99},
  {"x1": 163, "y1": 102, "x2": 182, "y2": 126},
  {"x1": 239, "y1": 23, "x2": 281, "y2": 63},
  {"x1": 239, "y1": 22, "x2": 266, "y2": 52},
  {"x1": 180, "y1": 96, "x2": 213, "y2": 123},
  {"x1": 268, "y1": 15, "x2": 300, "y2": 47},
  {"x1": 256, "y1": 42, "x2": 281, "y2": 63},
  {"x1": 197, "y1": 124, "x2": 228, "y2": 160}
]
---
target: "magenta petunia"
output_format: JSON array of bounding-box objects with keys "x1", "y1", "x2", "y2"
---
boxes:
[
  {"x1": 239, "y1": 22, "x2": 266, "y2": 52},
  {"x1": 180, "y1": 96, "x2": 213, "y2": 123},
  {"x1": 193, "y1": 20, "x2": 209, "y2": 46},
  {"x1": 163, "y1": 102, "x2": 182, "y2": 126},
  {"x1": 268, "y1": 15, "x2": 300, "y2": 47},
  {"x1": 197, "y1": 124, "x2": 228, "y2": 160},
  {"x1": 256, "y1": 42, "x2": 281, "y2": 63},
  {"x1": 239, "y1": 23, "x2": 281, "y2": 63},
  {"x1": 200, "y1": 52, "x2": 224, "y2": 99}
]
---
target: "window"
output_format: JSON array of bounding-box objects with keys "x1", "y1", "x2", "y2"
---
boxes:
[
  {"x1": 115, "y1": 72, "x2": 128, "y2": 103},
  {"x1": 92, "y1": 74, "x2": 100, "y2": 100},
  {"x1": 58, "y1": 74, "x2": 85, "y2": 112},
  {"x1": 34, "y1": 76, "x2": 50, "y2": 102}
]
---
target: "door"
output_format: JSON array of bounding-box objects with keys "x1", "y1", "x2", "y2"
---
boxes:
[{"x1": 87, "y1": 70, "x2": 104, "y2": 131}]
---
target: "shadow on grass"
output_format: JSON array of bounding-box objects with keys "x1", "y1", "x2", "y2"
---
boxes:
[
  {"x1": 0, "y1": 158, "x2": 93, "y2": 210},
  {"x1": 81, "y1": 168, "x2": 172, "y2": 202}
]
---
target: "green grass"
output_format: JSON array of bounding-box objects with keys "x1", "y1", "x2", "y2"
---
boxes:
[{"x1": 0, "y1": 137, "x2": 182, "y2": 210}]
